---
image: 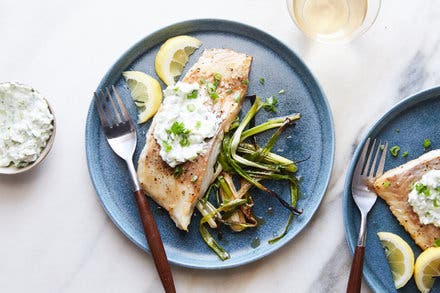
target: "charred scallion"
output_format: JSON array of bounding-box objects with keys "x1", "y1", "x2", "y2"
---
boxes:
[{"x1": 198, "y1": 95, "x2": 304, "y2": 260}]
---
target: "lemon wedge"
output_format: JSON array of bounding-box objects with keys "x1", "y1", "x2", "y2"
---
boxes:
[
  {"x1": 377, "y1": 232, "x2": 415, "y2": 289},
  {"x1": 122, "y1": 71, "x2": 162, "y2": 123},
  {"x1": 155, "y1": 35, "x2": 202, "y2": 85},
  {"x1": 414, "y1": 247, "x2": 440, "y2": 293}
]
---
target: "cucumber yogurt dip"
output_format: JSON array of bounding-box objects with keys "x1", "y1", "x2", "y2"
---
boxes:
[
  {"x1": 0, "y1": 82, "x2": 54, "y2": 168},
  {"x1": 408, "y1": 169, "x2": 440, "y2": 227}
]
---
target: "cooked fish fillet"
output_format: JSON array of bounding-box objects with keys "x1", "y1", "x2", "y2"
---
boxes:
[
  {"x1": 374, "y1": 149, "x2": 440, "y2": 249},
  {"x1": 137, "y1": 49, "x2": 252, "y2": 231}
]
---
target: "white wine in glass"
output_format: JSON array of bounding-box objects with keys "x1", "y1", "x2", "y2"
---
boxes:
[{"x1": 287, "y1": 0, "x2": 381, "y2": 43}]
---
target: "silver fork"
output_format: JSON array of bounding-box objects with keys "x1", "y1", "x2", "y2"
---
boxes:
[
  {"x1": 94, "y1": 86, "x2": 175, "y2": 293},
  {"x1": 347, "y1": 138, "x2": 388, "y2": 293}
]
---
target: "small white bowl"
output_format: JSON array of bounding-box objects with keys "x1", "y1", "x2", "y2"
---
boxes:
[{"x1": 0, "y1": 83, "x2": 56, "y2": 175}]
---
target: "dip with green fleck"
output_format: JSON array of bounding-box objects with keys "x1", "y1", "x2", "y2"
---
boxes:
[
  {"x1": 0, "y1": 82, "x2": 54, "y2": 167},
  {"x1": 408, "y1": 170, "x2": 440, "y2": 227},
  {"x1": 153, "y1": 81, "x2": 220, "y2": 167}
]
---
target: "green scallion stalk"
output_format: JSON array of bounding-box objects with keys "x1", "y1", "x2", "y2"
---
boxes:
[
  {"x1": 199, "y1": 224, "x2": 229, "y2": 260},
  {"x1": 229, "y1": 97, "x2": 271, "y2": 170},
  {"x1": 199, "y1": 198, "x2": 247, "y2": 260},
  {"x1": 269, "y1": 180, "x2": 299, "y2": 244},
  {"x1": 196, "y1": 201, "x2": 218, "y2": 228},
  {"x1": 218, "y1": 176, "x2": 234, "y2": 201},
  {"x1": 240, "y1": 113, "x2": 300, "y2": 141},
  {"x1": 237, "y1": 144, "x2": 297, "y2": 173},
  {"x1": 249, "y1": 117, "x2": 294, "y2": 162}
]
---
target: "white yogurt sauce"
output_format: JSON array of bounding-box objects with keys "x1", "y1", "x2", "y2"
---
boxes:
[
  {"x1": 0, "y1": 83, "x2": 54, "y2": 167},
  {"x1": 408, "y1": 169, "x2": 440, "y2": 227},
  {"x1": 153, "y1": 82, "x2": 220, "y2": 167}
]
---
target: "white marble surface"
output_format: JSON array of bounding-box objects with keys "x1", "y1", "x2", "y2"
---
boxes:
[{"x1": 1, "y1": 0, "x2": 440, "y2": 292}]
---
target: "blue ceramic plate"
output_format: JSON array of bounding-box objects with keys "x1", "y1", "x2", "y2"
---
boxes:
[
  {"x1": 344, "y1": 87, "x2": 440, "y2": 292},
  {"x1": 86, "y1": 19, "x2": 334, "y2": 269}
]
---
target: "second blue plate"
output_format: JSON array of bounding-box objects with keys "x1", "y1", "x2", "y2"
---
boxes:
[{"x1": 344, "y1": 87, "x2": 440, "y2": 292}]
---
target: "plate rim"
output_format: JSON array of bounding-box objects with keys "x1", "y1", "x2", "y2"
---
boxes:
[
  {"x1": 85, "y1": 18, "x2": 335, "y2": 269},
  {"x1": 343, "y1": 86, "x2": 440, "y2": 291}
]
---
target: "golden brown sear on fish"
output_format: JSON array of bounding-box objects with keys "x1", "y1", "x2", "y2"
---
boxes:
[
  {"x1": 374, "y1": 149, "x2": 440, "y2": 249},
  {"x1": 137, "y1": 49, "x2": 252, "y2": 231}
]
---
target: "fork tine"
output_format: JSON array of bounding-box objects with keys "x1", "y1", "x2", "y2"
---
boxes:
[
  {"x1": 99, "y1": 89, "x2": 116, "y2": 126},
  {"x1": 363, "y1": 139, "x2": 376, "y2": 175},
  {"x1": 106, "y1": 87, "x2": 122, "y2": 124},
  {"x1": 375, "y1": 141, "x2": 388, "y2": 177},
  {"x1": 112, "y1": 85, "x2": 132, "y2": 124},
  {"x1": 354, "y1": 137, "x2": 371, "y2": 176},
  {"x1": 94, "y1": 92, "x2": 109, "y2": 128},
  {"x1": 368, "y1": 141, "x2": 381, "y2": 178}
]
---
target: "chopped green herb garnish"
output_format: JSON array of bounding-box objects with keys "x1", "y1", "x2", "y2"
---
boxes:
[
  {"x1": 226, "y1": 89, "x2": 233, "y2": 94},
  {"x1": 383, "y1": 181, "x2": 391, "y2": 188},
  {"x1": 424, "y1": 189, "x2": 430, "y2": 197},
  {"x1": 173, "y1": 165, "x2": 184, "y2": 178},
  {"x1": 259, "y1": 78, "x2": 265, "y2": 85},
  {"x1": 278, "y1": 89, "x2": 285, "y2": 94},
  {"x1": 206, "y1": 82, "x2": 216, "y2": 93},
  {"x1": 187, "y1": 89, "x2": 198, "y2": 99},
  {"x1": 168, "y1": 121, "x2": 190, "y2": 136},
  {"x1": 167, "y1": 121, "x2": 191, "y2": 147},
  {"x1": 434, "y1": 198, "x2": 440, "y2": 208},
  {"x1": 415, "y1": 183, "x2": 430, "y2": 196},
  {"x1": 379, "y1": 145, "x2": 385, "y2": 150},
  {"x1": 180, "y1": 136, "x2": 190, "y2": 147},
  {"x1": 395, "y1": 128, "x2": 400, "y2": 133},
  {"x1": 233, "y1": 92, "x2": 242, "y2": 102},
  {"x1": 263, "y1": 96, "x2": 278, "y2": 113},
  {"x1": 214, "y1": 73, "x2": 222, "y2": 83},
  {"x1": 206, "y1": 82, "x2": 219, "y2": 101},
  {"x1": 191, "y1": 175, "x2": 198, "y2": 182},
  {"x1": 402, "y1": 151, "x2": 409, "y2": 157},
  {"x1": 241, "y1": 79, "x2": 249, "y2": 85},
  {"x1": 173, "y1": 87, "x2": 179, "y2": 92},
  {"x1": 162, "y1": 141, "x2": 172, "y2": 153},
  {"x1": 251, "y1": 237, "x2": 260, "y2": 248},
  {"x1": 187, "y1": 104, "x2": 196, "y2": 112},
  {"x1": 415, "y1": 183, "x2": 424, "y2": 193},
  {"x1": 389, "y1": 145, "x2": 400, "y2": 157},
  {"x1": 424, "y1": 139, "x2": 432, "y2": 149},
  {"x1": 436, "y1": 187, "x2": 440, "y2": 192},
  {"x1": 195, "y1": 121, "x2": 202, "y2": 129},
  {"x1": 434, "y1": 238, "x2": 440, "y2": 247}
]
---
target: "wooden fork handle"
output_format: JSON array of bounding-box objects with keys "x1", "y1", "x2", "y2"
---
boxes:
[
  {"x1": 134, "y1": 189, "x2": 176, "y2": 293},
  {"x1": 347, "y1": 245, "x2": 365, "y2": 293}
]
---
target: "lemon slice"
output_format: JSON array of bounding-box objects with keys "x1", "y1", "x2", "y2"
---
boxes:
[
  {"x1": 415, "y1": 247, "x2": 440, "y2": 293},
  {"x1": 155, "y1": 35, "x2": 202, "y2": 85},
  {"x1": 377, "y1": 232, "x2": 415, "y2": 289},
  {"x1": 122, "y1": 71, "x2": 162, "y2": 123}
]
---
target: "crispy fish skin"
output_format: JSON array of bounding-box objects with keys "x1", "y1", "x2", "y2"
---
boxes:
[
  {"x1": 374, "y1": 149, "x2": 440, "y2": 249},
  {"x1": 137, "y1": 49, "x2": 252, "y2": 231}
]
